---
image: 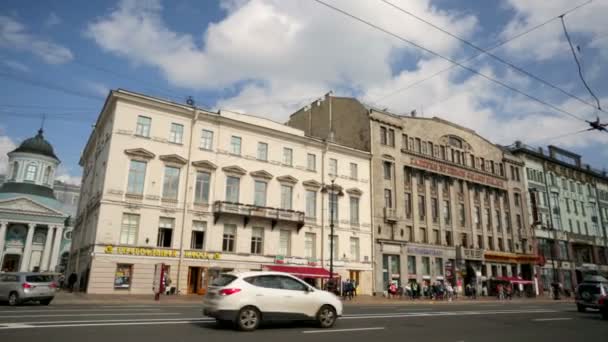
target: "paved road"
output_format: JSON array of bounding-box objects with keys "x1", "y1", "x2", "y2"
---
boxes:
[{"x1": 0, "y1": 301, "x2": 605, "y2": 342}]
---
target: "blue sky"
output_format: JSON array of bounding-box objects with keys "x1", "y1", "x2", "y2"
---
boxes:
[{"x1": 1, "y1": 0, "x2": 607, "y2": 183}]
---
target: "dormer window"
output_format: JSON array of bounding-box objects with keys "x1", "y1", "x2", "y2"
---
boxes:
[
  {"x1": 10, "y1": 162, "x2": 19, "y2": 180},
  {"x1": 25, "y1": 163, "x2": 38, "y2": 182},
  {"x1": 448, "y1": 136, "x2": 462, "y2": 148},
  {"x1": 43, "y1": 166, "x2": 52, "y2": 185}
]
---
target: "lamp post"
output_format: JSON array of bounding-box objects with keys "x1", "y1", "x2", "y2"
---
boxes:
[{"x1": 329, "y1": 174, "x2": 337, "y2": 291}]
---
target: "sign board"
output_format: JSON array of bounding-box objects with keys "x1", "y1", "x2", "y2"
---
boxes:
[
  {"x1": 103, "y1": 245, "x2": 221, "y2": 260},
  {"x1": 407, "y1": 246, "x2": 443, "y2": 257},
  {"x1": 409, "y1": 157, "x2": 506, "y2": 189}
]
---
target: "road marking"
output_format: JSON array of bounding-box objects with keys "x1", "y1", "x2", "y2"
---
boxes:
[
  {"x1": 303, "y1": 327, "x2": 385, "y2": 334},
  {"x1": 0, "y1": 312, "x2": 181, "y2": 318},
  {"x1": 0, "y1": 308, "x2": 163, "y2": 313},
  {"x1": 0, "y1": 317, "x2": 215, "y2": 326},
  {"x1": 342, "y1": 309, "x2": 557, "y2": 319},
  {"x1": 0, "y1": 323, "x2": 33, "y2": 329},
  {"x1": 395, "y1": 308, "x2": 430, "y2": 311},
  {"x1": 0, "y1": 320, "x2": 210, "y2": 330},
  {"x1": 532, "y1": 318, "x2": 573, "y2": 322}
]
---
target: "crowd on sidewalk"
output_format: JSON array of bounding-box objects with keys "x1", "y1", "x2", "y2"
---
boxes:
[{"x1": 383, "y1": 281, "x2": 531, "y2": 302}]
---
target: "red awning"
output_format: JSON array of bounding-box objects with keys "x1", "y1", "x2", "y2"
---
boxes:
[
  {"x1": 264, "y1": 265, "x2": 337, "y2": 279},
  {"x1": 495, "y1": 276, "x2": 534, "y2": 285}
]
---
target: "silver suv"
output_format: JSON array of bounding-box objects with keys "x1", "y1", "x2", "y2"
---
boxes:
[
  {"x1": 575, "y1": 277, "x2": 608, "y2": 312},
  {"x1": 0, "y1": 272, "x2": 58, "y2": 306}
]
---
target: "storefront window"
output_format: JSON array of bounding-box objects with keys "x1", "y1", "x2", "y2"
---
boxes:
[
  {"x1": 435, "y1": 258, "x2": 443, "y2": 276},
  {"x1": 422, "y1": 257, "x2": 430, "y2": 275},
  {"x1": 408, "y1": 255, "x2": 416, "y2": 275},
  {"x1": 114, "y1": 264, "x2": 132, "y2": 289}
]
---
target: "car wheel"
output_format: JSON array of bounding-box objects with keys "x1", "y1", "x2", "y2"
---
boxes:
[
  {"x1": 317, "y1": 305, "x2": 337, "y2": 328},
  {"x1": 577, "y1": 304, "x2": 586, "y2": 312},
  {"x1": 236, "y1": 306, "x2": 260, "y2": 332},
  {"x1": 40, "y1": 299, "x2": 53, "y2": 306},
  {"x1": 8, "y1": 292, "x2": 20, "y2": 306}
]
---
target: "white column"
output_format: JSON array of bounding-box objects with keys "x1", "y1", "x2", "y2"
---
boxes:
[
  {"x1": 0, "y1": 222, "x2": 6, "y2": 267},
  {"x1": 49, "y1": 226, "x2": 64, "y2": 272},
  {"x1": 19, "y1": 223, "x2": 36, "y2": 272},
  {"x1": 40, "y1": 226, "x2": 54, "y2": 271}
]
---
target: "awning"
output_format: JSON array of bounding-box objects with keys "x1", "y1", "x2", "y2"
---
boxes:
[
  {"x1": 495, "y1": 276, "x2": 534, "y2": 285},
  {"x1": 264, "y1": 265, "x2": 337, "y2": 279}
]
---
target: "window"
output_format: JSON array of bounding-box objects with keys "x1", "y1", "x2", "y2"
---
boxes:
[
  {"x1": 120, "y1": 213, "x2": 139, "y2": 245},
  {"x1": 200, "y1": 129, "x2": 214, "y2": 150},
  {"x1": 225, "y1": 176, "x2": 240, "y2": 203},
  {"x1": 418, "y1": 195, "x2": 426, "y2": 220},
  {"x1": 230, "y1": 136, "x2": 241, "y2": 155},
  {"x1": 461, "y1": 233, "x2": 468, "y2": 247},
  {"x1": 488, "y1": 237, "x2": 494, "y2": 250},
  {"x1": 127, "y1": 160, "x2": 146, "y2": 195},
  {"x1": 350, "y1": 163, "x2": 358, "y2": 179},
  {"x1": 278, "y1": 276, "x2": 308, "y2": 291},
  {"x1": 114, "y1": 264, "x2": 132, "y2": 289},
  {"x1": 566, "y1": 199, "x2": 571, "y2": 213},
  {"x1": 408, "y1": 256, "x2": 416, "y2": 274},
  {"x1": 257, "y1": 142, "x2": 268, "y2": 161},
  {"x1": 222, "y1": 224, "x2": 236, "y2": 252},
  {"x1": 330, "y1": 192, "x2": 339, "y2": 221},
  {"x1": 581, "y1": 202, "x2": 586, "y2": 217},
  {"x1": 307, "y1": 153, "x2": 316, "y2": 171},
  {"x1": 304, "y1": 233, "x2": 316, "y2": 259},
  {"x1": 420, "y1": 227, "x2": 428, "y2": 243},
  {"x1": 405, "y1": 193, "x2": 412, "y2": 218},
  {"x1": 498, "y1": 238, "x2": 503, "y2": 251},
  {"x1": 350, "y1": 196, "x2": 360, "y2": 226},
  {"x1": 194, "y1": 171, "x2": 210, "y2": 204},
  {"x1": 157, "y1": 217, "x2": 174, "y2": 248},
  {"x1": 422, "y1": 257, "x2": 430, "y2": 275},
  {"x1": 383, "y1": 161, "x2": 392, "y2": 180},
  {"x1": 446, "y1": 231, "x2": 453, "y2": 246},
  {"x1": 380, "y1": 126, "x2": 387, "y2": 145},
  {"x1": 350, "y1": 237, "x2": 360, "y2": 261},
  {"x1": 42, "y1": 166, "x2": 51, "y2": 185},
  {"x1": 384, "y1": 189, "x2": 393, "y2": 208},
  {"x1": 470, "y1": 155, "x2": 476, "y2": 168},
  {"x1": 431, "y1": 198, "x2": 439, "y2": 223},
  {"x1": 507, "y1": 239, "x2": 513, "y2": 252},
  {"x1": 459, "y1": 203, "x2": 466, "y2": 226},
  {"x1": 416, "y1": 138, "x2": 422, "y2": 153},
  {"x1": 516, "y1": 214, "x2": 522, "y2": 231},
  {"x1": 443, "y1": 200, "x2": 451, "y2": 224},
  {"x1": 169, "y1": 123, "x2": 184, "y2": 144},
  {"x1": 162, "y1": 166, "x2": 180, "y2": 200},
  {"x1": 279, "y1": 230, "x2": 291, "y2": 256},
  {"x1": 281, "y1": 185, "x2": 293, "y2": 209},
  {"x1": 251, "y1": 227, "x2": 264, "y2": 255},
  {"x1": 406, "y1": 226, "x2": 413, "y2": 241},
  {"x1": 388, "y1": 129, "x2": 395, "y2": 146},
  {"x1": 404, "y1": 167, "x2": 412, "y2": 185},
  {"x1": 254, "y1": 181, "x2": 267, "y2": 206},
  {"x1": 191, "y1": 221, "x2": 206, "y2": 250},
  {"x1": 514, "y1": 193, "x2": 521, "y2": 206},
  {"x1": 328, "y1": 234, "x2": 338, "y2": 259},
  {"x1": 25, "y1": 163, "x2": 37, "y2": 181},
  {"x1": 428, "y1": 142, "x2": 434, "y2": 156},
  {"x1": 329, "y1": 158, "x2": 338, "y2": 176},
  {"x1": 283, "y1": 147, "x2": 293, "y2": 166},
  {"x1": 135, "y1": 116, "x2": 151, "y2": 137},
  {"x1": 433, "y1": 229, "x2": 440, "y2": 244},
  {"x1": 474, "y1": 206, "x2": 481, "y2": 229},
  {"x1": 496, "y1": 210, "x2": 502, "y2": 232},
  {"x1": 477, "y1": 235, "x2": 483, "y2": 249},
  {"x1": 402, "y1": 134, "x2": 408, "y2": 149},
  {"x1": 306, "y1": 190, "x2": 317, "y2": 218},
  {"x1": 435, "y1": 258, "x2": 444, "y2": 275}
]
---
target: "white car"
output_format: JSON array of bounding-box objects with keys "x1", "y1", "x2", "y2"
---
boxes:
[{"x1": 203, "y1": 271, "x2": 343, "y2": 331}]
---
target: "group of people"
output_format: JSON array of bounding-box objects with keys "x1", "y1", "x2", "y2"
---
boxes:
[
  {"x1": 387, "y1": 281, "x2": 455, "y2": 301},
  {"x1": 496, "y1": 283, "x2": 514, "y2": 300},
  {"x1": 341, "y1": 279, "x2": 357, "y2": 300}
]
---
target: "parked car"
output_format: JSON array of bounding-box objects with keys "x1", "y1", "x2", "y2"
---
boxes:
[
  {"x1": 203, "y1": 271, "x2": 342, "y2": 331},
  {"x1": 575, "y1": 275, "x2": 608, "y2": 312},
  {"x1": 0, "y1": 272, "x2": 58, "y2": 306}
]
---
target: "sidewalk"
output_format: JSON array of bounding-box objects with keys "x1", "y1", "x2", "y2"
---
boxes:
[{"x1": 52, "y1": 292, "x2": 573, "y2": 306}]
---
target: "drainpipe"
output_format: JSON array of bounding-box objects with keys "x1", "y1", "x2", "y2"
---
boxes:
[{"x1": 176, "y1": 108, "x2": 199, "y2": 295}]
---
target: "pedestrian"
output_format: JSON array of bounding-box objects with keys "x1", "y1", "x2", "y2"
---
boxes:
[
  {"x1": 506, "y1": 284, "x2": 513, "y2": 300},
  {"x1": 389, "y1": 282, "x2": 398, "y2": 299},
  {"x1": 67, "y1": 273, "x2": 77, "y2": 293},
  {"x1": 351, "y1": 279, "x2": 357, "y2": 297},
  {"x1": 447, "y1": 282, "x2": 454, "y2": 302},
  {"x1": 465, "y1": 283, "x2": 472, "y2": 299}
]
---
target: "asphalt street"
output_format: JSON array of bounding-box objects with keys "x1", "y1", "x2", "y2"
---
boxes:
[{"x1": 0, "y1": 301, "x2": 606, "y2": 342}]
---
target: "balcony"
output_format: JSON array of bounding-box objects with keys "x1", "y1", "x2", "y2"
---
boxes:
[
  {"x1": 384, "y1": 208, "x2": 398, "y2": 223},
  {"x1": 213, "y1": 201, "x2": 305, "y2": 231}
]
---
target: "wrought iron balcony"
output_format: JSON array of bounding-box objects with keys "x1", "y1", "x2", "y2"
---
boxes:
[{"x1": 213, "y1": 201, "x2": 305, "y2": 230}]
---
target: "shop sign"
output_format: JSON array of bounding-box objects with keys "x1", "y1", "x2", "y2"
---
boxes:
[
  {"x1": 409, "y1": 157, "x2": 505, "y2": 189},
  {"x1": 484, "y1": 251, "x2": 537, "y2": 264},
  {"x1": 274, "y1": 255, "x2": 286, "y2": 264},
  {"x1": 463, "y1": 248, "x2": 484, "y2": 260},
  {"x1": 103, "y1": 245, "x2": 221, "y2": 260},
  {"x1": 445, "y1": 261, "x2": 454, "y2": 279},
  {"x1": 407, "y1": 246, "x2": 443, "y2": 257}
]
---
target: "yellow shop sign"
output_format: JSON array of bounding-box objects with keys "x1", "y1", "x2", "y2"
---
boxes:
[{"x1": 103, "y1": 245, "x2": 221, "y2": 260}]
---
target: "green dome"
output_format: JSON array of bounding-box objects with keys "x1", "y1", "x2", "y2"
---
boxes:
[{"x1": 12, "y1": 129, "x2": 59, "y2": 160}]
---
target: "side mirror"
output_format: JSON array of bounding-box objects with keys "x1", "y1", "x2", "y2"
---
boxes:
[{"x1": 307, "y1": 287, "x2": 314, "y2": 293}]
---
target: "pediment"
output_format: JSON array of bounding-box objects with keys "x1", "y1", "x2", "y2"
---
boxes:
[
  {"x1": 277, "y1": 175, "x2": 298, "y2": 184},
  {"x1": 346, "y1": 187, "x2": 363, "y2": 196},
  {"x1": 322, "y1": 183, "x2": 343, "y2": 194},
  {"x1": 159, "y1": 154, "x2": 187, "y2": 165},
  {"x1": 191, "y1": 160, "x2": 217, "y2": 170},
  {"x1": 250, "y1": 170, "x2": 274, "y2": 180},
  {"x1": 382, "y1": 154, "x2": 395, "y2": 161},
  {"x1": 303, "y1": 179, "x2": 322, "y2": 189},
  {"x1": 124, "y1": 148, "x2": 155, "y2": 159},
  {"x1": 0, "y1": 197, "x2": 65, "y2": 217},
  {"x1": 222, "y1": 165, "x2": 247, "y2": 176}
]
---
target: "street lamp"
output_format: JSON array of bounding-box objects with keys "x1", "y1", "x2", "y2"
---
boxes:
[{"x1": 329, "y1": 174, "x2": 337, "y2": 292}]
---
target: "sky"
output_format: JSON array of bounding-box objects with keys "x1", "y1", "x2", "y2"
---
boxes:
[{"x1": 1, "y1": 0, "x2": 607, "y2": 185}]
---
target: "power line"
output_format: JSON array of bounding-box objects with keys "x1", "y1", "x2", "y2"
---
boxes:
[
  {"x1": 560, "y1": 15, "x2": 602, "y2": 111},
  {"x1": 379, "y1": 0, "x2": 605, "y2": 116},
  {"x1": 371, "y1": 0, "x2": 594, "y2": 105},
  {"x1": 313, "y1": 0, "x2": 587, "y2": 123}
]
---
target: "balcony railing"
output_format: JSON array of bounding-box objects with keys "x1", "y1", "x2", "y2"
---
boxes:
[
  {"x1": 213, "y1": 201, "x2": 305, "y2": 230},
  {"x1": 384, "y1": 208, "x2": 398, "y2": 223}
]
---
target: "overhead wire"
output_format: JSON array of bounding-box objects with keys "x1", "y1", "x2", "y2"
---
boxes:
[
  {"x1": 313, "y1": 0, "x2": 588, "y2": 123},
  {"x1": 370, "y1": 0, "x2": 594, "y2": 105}
]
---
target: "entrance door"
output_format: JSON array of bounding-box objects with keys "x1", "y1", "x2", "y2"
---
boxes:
[
  {"x1": 187, "y1": 267, "x2": 200, "y2": 294},
  {"x1": 1, "y1": 254, "x2": 21, "y2": 272},
  {"x1": 197, "y1": 268, "x2": 208, "y2": 295}
]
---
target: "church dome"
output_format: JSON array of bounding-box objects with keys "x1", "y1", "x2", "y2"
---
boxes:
[{"x1": 11, "y1": 129, "x2": 59, "y2": 160}]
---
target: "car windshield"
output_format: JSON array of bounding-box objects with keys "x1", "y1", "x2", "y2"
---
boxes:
[
  {"x1": 25, "y1": 275, "x2": 54, "y2": 283},
  {"x1": 211, "y1": 274, "x2": 237, "y2": 287},
  {"x1": 578, "y1": 284, "x2": 602, "y2": 295}
]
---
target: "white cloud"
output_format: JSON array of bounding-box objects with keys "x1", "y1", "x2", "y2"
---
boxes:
[
  {"x1": 0, "y1": 15, "x2": 73, "y2": 64},
  {"x1": 0, "y1": 132, "x2": 16, "y2": 175},
  {"x1": 55, "y1": 165, "x2": 82, "y2": 186},
  {"x1": 2, "y1": 59, "x2": 29, "y2": 72},
  {"x1": 44, "y1": 12, "x2": 62, "y2": 28},
  {"x1": 84, "y1": 81, "x2": 110, "y2": 97}
]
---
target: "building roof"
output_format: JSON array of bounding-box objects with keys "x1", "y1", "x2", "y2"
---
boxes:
[{"x1": 10, "y1": 129, "x2": 59, "y2": 160}]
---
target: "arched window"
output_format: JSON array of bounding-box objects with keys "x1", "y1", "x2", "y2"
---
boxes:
[
  {"x1": 25, "y1": 163, "x2": 38, "y2": 182},
  {"x1": 10, "y1": 162, "x2": 19, "y2": 180},
  {"x1": 43, "y1": 166, "x2": 52, "y2": 184}
]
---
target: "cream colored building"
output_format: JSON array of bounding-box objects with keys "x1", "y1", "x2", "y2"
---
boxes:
[{"x1": 69, "y1": 90, "x2": 372, "y2": 295}]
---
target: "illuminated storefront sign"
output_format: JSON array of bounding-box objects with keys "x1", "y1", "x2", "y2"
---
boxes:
[
  {"x1": 103, "y1": 245, "x2": 221, "y2": 260},
  {"x1": 409, "y1": 157, "x2": 505, "y2": 189},
  {"x1": 484, "y1": 251, "x2": 537, "y2": 264}
]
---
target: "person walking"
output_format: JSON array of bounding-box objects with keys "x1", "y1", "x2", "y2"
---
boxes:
[
  {"x1": 67, "y1": 273, "x2": 77, "y2": 293},
  {"x1": 447, "y1": 282, "x2": 454, "y2": 302}
]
